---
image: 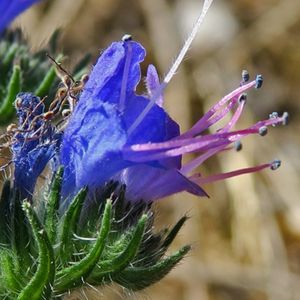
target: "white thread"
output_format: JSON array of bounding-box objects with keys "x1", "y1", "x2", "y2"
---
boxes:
[{"x1": 128, "y1": 0, "x2": 214, "y2": 136}]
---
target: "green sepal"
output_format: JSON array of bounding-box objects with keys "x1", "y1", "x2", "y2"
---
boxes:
[
  {"x1": 115, "y1": 245, "x2": 191, "y2": 291},
  {"x1": 44, "y1": 167, "x2": 64, "y2": 244},
  {"x1": 55, "y1": 200, "x2": 112, "y2": 292},
  {"x1": 162, "y1": 215, "x2": 188, "y2": 249},
  {"x1": 18, "y1": 202, "x2": 55, "y2": 300},
  {"x1": 0, "y1": 64, "x2": 21, "y2": 124},
  {"x1": 90, "y1": 214, "x2": 148, "y2": 282},
  {"x1": 0, "y1": 180, "x2": 11, "y2": 245},
  {"x1": 34, "y1": 65, "x2": 56, "y2": 97},
  {"x1": 0, "y1": 249, "x2": 22, "y2": 293},
  {"x1": 2, "y1": 43, "x2": 18, "y2": 71},
  {"x1": 58, "y1": 187, "x2": 87, "y2": 264},
  {"x1": 10, "y1": 191, "x2": 31, "y2": 268}
]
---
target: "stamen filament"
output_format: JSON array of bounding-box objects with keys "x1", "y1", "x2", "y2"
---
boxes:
[
  {"x1": 119, "y1": 41, "x2": 133, "y2": 112},
  {"x1": 180, "y1": 80, "x2": 255, "y2": 138},
  {"x1": 128, "y1": 0, "x2": 214, "y2": 136},
  {"x1": 191, "y1": 162, "x2": 273, "y2": 185}
]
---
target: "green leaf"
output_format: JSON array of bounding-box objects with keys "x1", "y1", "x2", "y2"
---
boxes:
[
  {"x1": 2, "y1": 43, "x2": 18, "y2": 71},
  {"x1": 55, "y1": 200, "x2": 112, "y2": 293},
  {"x1": 18, "y1": 202, "x2": 55, "y2": 300},
  {"x1": 0, "y1": 64, "x2": 21, "y2": 124},
  {"x1": 0, "y1": 250, "x2": 22, "y2": 292},
  {"x1": 90, "y1": 214, "x2": 148, "y2": 282},
  {"x1": 115, "y1": 245, "x2": 191, "y2": 291},
  {"x1": 10, "y1": 191, "x2": 31, "y2": 268},
  {"x1": 162, "y1": 215, "x2": 188, "y2": 250},
  {"x1": 0, "y1": 180, "x2": 11, "y2": 245},
  {"x1": 34, "y1": 65, "x2": 56, "y2": 97},
  {"x1": 58, "y1": 187, "x2": 87, "y2": 264},
  {"x1": 44, "y1": 167, "x2": 64, "y2": 244}
]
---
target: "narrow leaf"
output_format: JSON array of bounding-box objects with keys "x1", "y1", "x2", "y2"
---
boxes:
[
  {"x1": 90, "y1": 214, "x2": 148, "y2": 281},
  {"x1": 0, "y1": 250, "x2": 22, "y2": 292},
  {"x1": 162, "y1": 215, "x2": 188, "y2": 249},
  {"x1": 18, "y1": 202, "x2": 55, "y2": 300},
  {"x1": 0, "y1": 180, "x2": 11, "y2": 245},
  {"x1": 58, "y1": 187, "x2": 87, "y2": 264},
  {"x1": 55, "y1": 200, "x2": 112, "y2": 293},
  {"x1": 34, "y1": 65, "x2": 56, "y2": 97},
  {"x1": 44, "y1": 167, "x2": 64, "y2": 244},
  {"x1": 115, "y1": 245, "x2": 191, "y2": 291},
  {"x1": 0, "y1": 64, "x2": 21, "y2": 124}
]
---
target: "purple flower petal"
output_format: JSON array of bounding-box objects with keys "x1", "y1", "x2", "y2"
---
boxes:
[
  {"x1": 114, "y1": 164, "x2": 208, "y2": 202},
  {"x1": 61, "y1": 101, "x2": 128, "y2": 195},
  {"x1": 60, "y1": 38, "x2": 286, "y2": 203},
  {"x1": 146, "y1": 64, "x2": 163, "y2": 107},
  {"x1": 61, "y1": 40, "x2": 181, "y2": 196},
  {"x1": 12, "y1": 93, "x2": 58, "y2": 198}
]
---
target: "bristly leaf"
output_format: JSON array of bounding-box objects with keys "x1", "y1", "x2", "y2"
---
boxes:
[
  {"x1": 58, "y1": 187, "x2": 88, "y2": 264},
  {"x1": 44, "y1": 167, "x2": 64, "y2": 244},
  {"x1": 18, "y1": 201, "x2": 55, "y2": 300},
  {"x1": 0, "y1": 64, "x2": 21, "y2": 124},
  {"x1": 55, "y1": 200, "x2": 112, "y2": 293},
  {"x1": 0, "y1": 249, "x2": 22, "y2": 293},
  {"x1": 34, "y1": 65, "x2": 57, "y2": 97},
  {"x1": 162, "y1": 215, "x2": 188, "y2": 250},
  {"x1": 89, "y1": 214, "x2": 148, "y2": 282},
  {"x1": 0, "y1": 180, "x2": 11, "y2": 245},
  {"x1": 0, "y1": 178, "x2": 190, "y2": 298},
  {"x1": 10, "y1": 191, "x2": 31, "y2": 268},
  {"x1": 114, "y1": 245, "x2": 191, "y2": 291}
]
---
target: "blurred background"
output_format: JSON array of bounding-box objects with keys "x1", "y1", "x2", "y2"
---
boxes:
[{"x1": 13, "y1": 0, "x2": 300, "y2": 299}]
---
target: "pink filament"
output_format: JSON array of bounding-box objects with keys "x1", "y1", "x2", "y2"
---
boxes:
[{"x1": 191, "y1": 163, "x2": 271, "y2": 185}]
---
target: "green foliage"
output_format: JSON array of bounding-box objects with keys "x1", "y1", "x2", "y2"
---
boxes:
[
  {"x1": 0, "y1": 30, "x2": 90, "y2": 125},
  {"x1": 0, "y1": 169, "x2": 190, "y2": 299}
]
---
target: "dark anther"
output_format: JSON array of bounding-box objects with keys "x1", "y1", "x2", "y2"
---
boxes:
[
  {"x1": 255, "y1": 74, "x2": 263, "y2": 89},
  {"x1": 271, "y1": 160, "x2": 281, "y2": 170},
  {"x1": 234, "y1": 141, "x2": 242, "y2": 151},
  {"x1": 269, "y1": 112, "x2": 278, "y2": 119},
  {"x1": 282, "y1": 112, "x2": 289, "y2": 125},
  {"x1": 122, "y1": 34, "x2": 132, "y2": 42},
  {"x1": 238, "y1": 93, "x2": 247, "y2": 103},
  {"x1": 242, "y1": 70, "x2": 250, "y2": 82},
  {"x1": 269, "y1": 112, "x2": 279, "y2": 127},
  {"x1": 258, "y1": 126, "x2": 268, "y2": 136}
]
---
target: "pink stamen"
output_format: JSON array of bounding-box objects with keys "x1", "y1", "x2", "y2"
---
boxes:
[
  {"x1": 180, "y1": 80, "x2": 256, "y2": 139},
  {"x1": 181, "y1": 111, "x2": 284, "y2": 175},
  {"x1": 190, "y1": 162, "x2": 278, "y2": 185}
]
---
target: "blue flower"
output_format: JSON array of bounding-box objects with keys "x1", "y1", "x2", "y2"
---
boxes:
[
  {"x1": 60, "y1": 39, "x2": 287, "y2": 202},
  {"x1": 0, "y1": 0, "x2": 42, "y2": 33},
  {"x1": 12, "y1": 92, "x2": 59, "y2": 198}
]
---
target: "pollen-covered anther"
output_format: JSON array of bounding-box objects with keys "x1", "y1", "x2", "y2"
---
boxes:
[
  {"x1": 7, "y1": 123, "x2": 18, "y2": 133},
  {"x1": 282, "y1": 112, "x2": 289, "y2": 125},
  {"x1": 62, "y1": 109, "x2": 71, "y2": 117},
  {"x1": 122, "y1": 34, "x2": 133, "y2": 42},
  {"x1": 255, "y1": 74, "x2": 263, "y2": 89},
  {"x1": 242, "y1": 70, "x2": 250, "y2": 83},
  {"x1": 81, "y1": 74, "x2": 89, "y2": 84},
  {"x1": 269, "y1": 112, "x2": 279, "y2": 127},
  {"x1": 258, "y1": 126, "x2": 268, "y2": 136},
  {"x1": 14, "y1": 97, "x2": 22, "y2": 109},
  {"x1": 238, "y1": 93, "x2": 247, "y2": 104},
  {"x1": 270, "y1": 159, "x2": 281, "y2": 170},
  {"x1": 63, "y1": 75, "x2": 72, "y2": 88},
  {"x1": 234, "y1": 140, "x2": 242, "y2": 151}
]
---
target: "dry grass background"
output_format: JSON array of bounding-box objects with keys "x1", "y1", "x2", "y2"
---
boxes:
[{"x1": 11, "y1": 0, "x2": 300, "y2": 299}]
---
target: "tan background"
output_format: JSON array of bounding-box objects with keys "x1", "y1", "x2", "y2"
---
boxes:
[{"x1": 13, "y1": 0, "x2": 300, "y2": 299}]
